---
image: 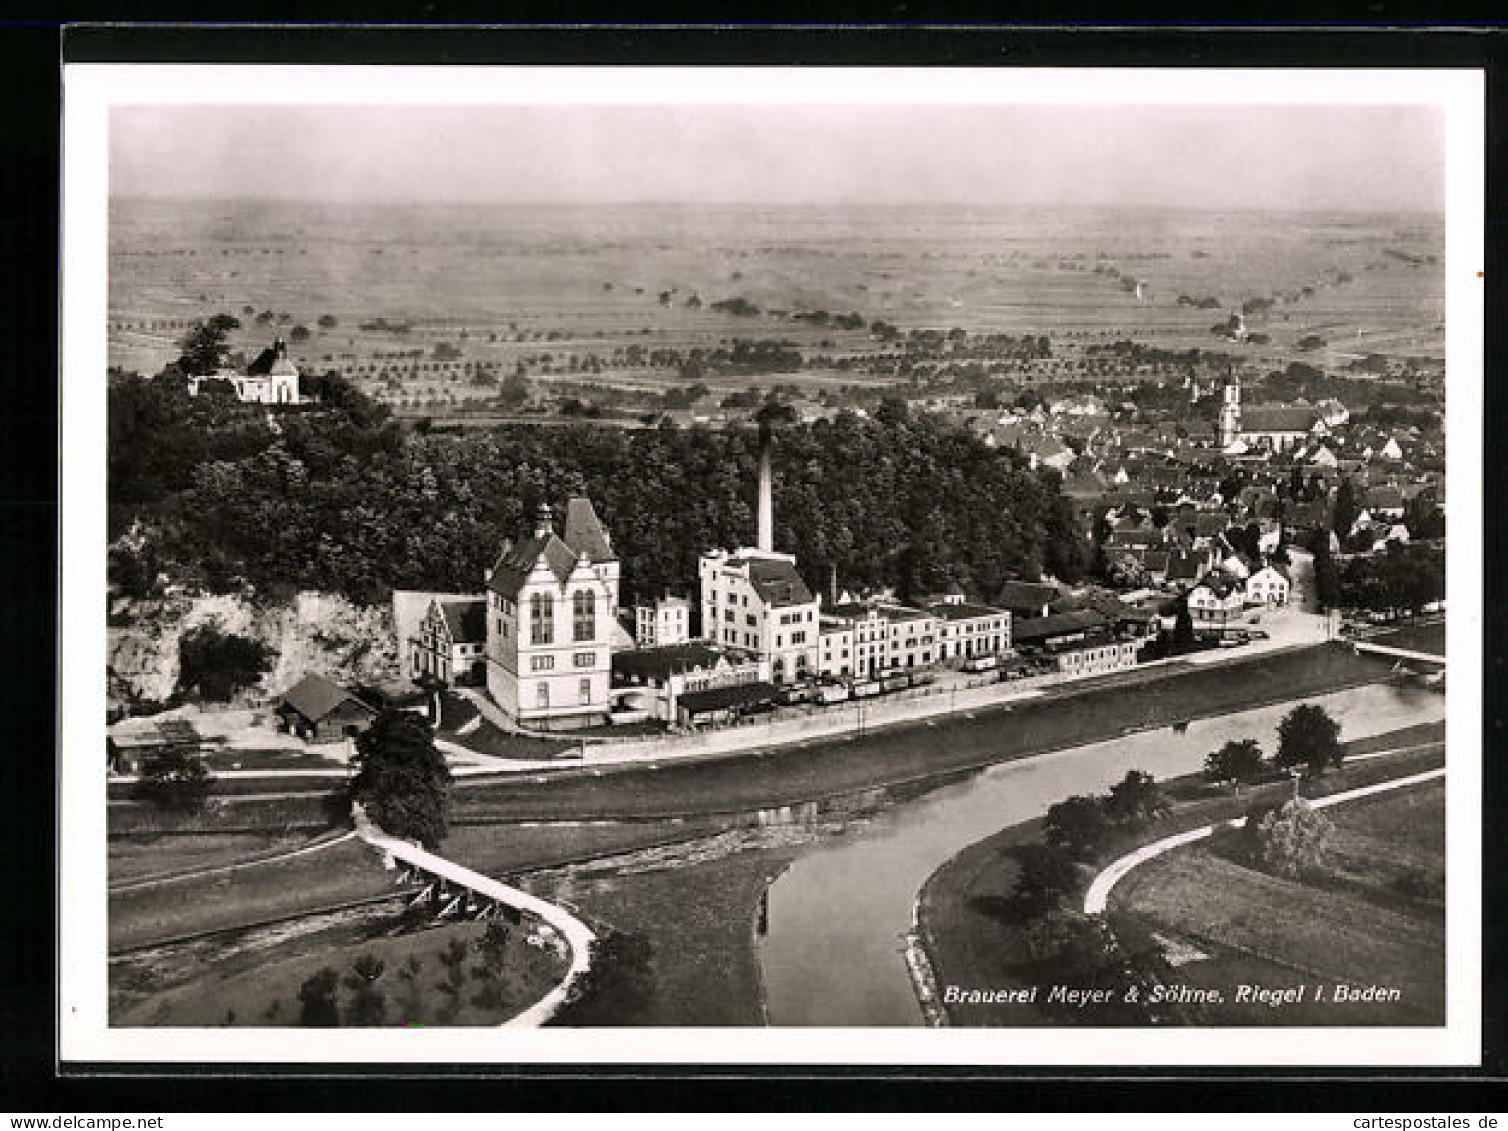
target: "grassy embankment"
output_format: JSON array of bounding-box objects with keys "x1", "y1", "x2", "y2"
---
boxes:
[
  {"x1": 453, "y1": 643, "x2": 1400, "y2": 821},
  {"x1": 918, "y1": 721, "x2": 1445, "y2": 1027}
]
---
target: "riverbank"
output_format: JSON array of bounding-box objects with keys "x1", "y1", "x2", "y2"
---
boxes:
[
  {"x1": 452, "y1": 643, "x2": 1401, "y2": 822},
  {"x1": 915, "y1": 721, "x2": 1445, "y2": 1027}
]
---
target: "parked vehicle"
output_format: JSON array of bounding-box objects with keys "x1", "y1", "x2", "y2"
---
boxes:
[
  {"x1": 962, "y1": 655, "x2": 999, "y2": 673},
  {"x1": 850, "y1": 679, "x2": 881, "y2": 699},
  {"x1": 818, "y1": 683, "x2": 851, "y2": 705}
]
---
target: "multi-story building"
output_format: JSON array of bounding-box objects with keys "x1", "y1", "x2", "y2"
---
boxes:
[
  {"x1": 633, "y1": 596, "x2": 691, "y2": 647},
  {"x1": 698, "y1": 548, "x2": 820, "y2": 684},
  {"x1": 825, "y1": 602, "x2": 938, "y2": 677},
  {"x1": 1187, "y1": 573, "x2": 1247, "y2": 630},
  {"x1": 926, "y1": 596, "x2": 1011, "y2": 663},
  {"x1": 818, "y1": 617, "x2": 855, "y2": 678},
  {"x1": 697, "y1": 422, "x2": 821, "y2": 684},
  {"x1": 410, "y1": 596, "x2": 488, "y2": 686},
  {"x1": 484, "y1": 498, "x2": 620, "y2": 730}
]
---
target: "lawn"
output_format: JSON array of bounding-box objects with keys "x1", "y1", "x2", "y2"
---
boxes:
[
  {"x1": 917, "y1": 729, "x2": 1445, "y2": 1027},
  {"x1": 1108, "y1": 781, "x2": 1445, "y2": 1026},
  {"x1": 1367, "y1": 619, "x2": 1446, "y2": 656},
  {"x1": 108, "y1": 831, "x2": 323, "y2": 886},
  {"x1": 451, "y1": 718, "x2": 575, "y2": 761},
  {"x1": 109, "y1": 835, "x2": 404, "y2": 952},
  {"x1": 200, "y1": 747, "x2": 347, "y2": 772},
  {"x1": 114, "y1": 913, "x2": 567, "y2": 1028},
  {"x1": 534, "y1": 844, "x2": 802, "y2": 1026}
]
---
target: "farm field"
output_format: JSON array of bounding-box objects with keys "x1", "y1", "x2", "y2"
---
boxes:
[
  {"x1": 109, "y1": 199, "x2": 1445, "y2": 416},
  {"x1": 1107, "y1": 778, "x2": 1445, "y2": 1025}
]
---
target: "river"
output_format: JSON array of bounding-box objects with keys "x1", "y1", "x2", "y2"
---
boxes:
[{"x1": 755, "y1": 681, "x2": 1445, "y2": 1027}]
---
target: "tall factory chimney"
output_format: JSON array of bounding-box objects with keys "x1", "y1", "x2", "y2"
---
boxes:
[{"x1": 757, "y1": 419, "x2": 774, "y2": 553}]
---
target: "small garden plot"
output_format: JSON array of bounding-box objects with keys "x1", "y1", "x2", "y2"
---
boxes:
[{"x1": 114, "y1": 914, "x2": 568, "y2": 1027}]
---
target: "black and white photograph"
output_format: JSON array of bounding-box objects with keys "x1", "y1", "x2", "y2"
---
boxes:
[{"x1": 59, "y1": 64, "x2": 1483, "y2": 1067}]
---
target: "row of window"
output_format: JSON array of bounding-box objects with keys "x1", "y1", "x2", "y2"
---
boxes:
[
  {"x1": 532, "y1": 680, "x2": 595, "y2": 708},
  {"x1": 530, "y1": 652, "x2": 598, "y2": 671},
  {"x1": 527, "y1": 591, "x2": 599, "y2": 645}
]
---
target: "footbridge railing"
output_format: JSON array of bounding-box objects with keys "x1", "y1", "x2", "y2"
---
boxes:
[{"x1": 351, "y1": 803, "x2": 595, "y2": 1027}]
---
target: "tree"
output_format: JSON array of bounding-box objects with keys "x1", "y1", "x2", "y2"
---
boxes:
[
  {"x1": 176, "y1": 622, "x2": 275, "y2": 702},
  {"x1": 131, "y1": 745, "x2": 213, "y2": 813},
  {"x1": 290, "y1": 324, "x2": 311, "y2": 343},
  {"x1": 395, "y1": 954, "x2": 426, "y2": 1025},
  {"x1": 1333, "y1": 477, "x2": 1360, "y2": 539},
  {"x1": 1253, "y1": 799, "x2": 1335, "y2": 878},
  {"x1": 1104, "y1": 770, "x2": 1170, "y2": 828},
  {"x1": 298, "y1": 967, "x2": 340, "y2": 1027},
  {"x1": 1173, "y1": 597, "x2": 1196, "y2": 650},
  {"x1": 1044, "y1": 794, "x2": 1112, "y2": 859},
  {"x1": 318, "y1": 314, "x2": 338, "y2": 329},
  {"x1": 1204, "y1": 738, "x2": 1265, "y2": 788},
  {"x1": 433, "y1": 936, "x2": 471, "y2": 1024},
  {"x1": 174, "y1": 314, "x2": 240, "y2": 375},
  {"x1": 1011, "y1": 842, "x2": 1080, "y2": 916},
  {"x1": 1274, "y1": 703, "x2": 1343, "y2": 777},
  {"x1": 343, "y1": 953, "x2": 387, "y2": 1026},
  {"x1": 349, "y1": 709, "x2": 452, "y2": 849}
]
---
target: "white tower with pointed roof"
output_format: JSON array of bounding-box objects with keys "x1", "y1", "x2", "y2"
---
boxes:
[{"x1": 483, "y1": 497, "x2": 618, "y2": 730}]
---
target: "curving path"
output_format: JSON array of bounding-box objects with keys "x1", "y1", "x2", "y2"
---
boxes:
[
  {"x1": 1082, "y1": 765, "x2": 1446, "y2": 915},
  {"x1": 108, "y1": 829, "x2": 357, "y2": 893},
  {"x1": 349, "y1": 804, "x2": 595, "y2": 1027}
]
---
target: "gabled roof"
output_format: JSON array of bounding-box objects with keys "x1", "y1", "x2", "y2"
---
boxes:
[
  {"x1": 278, "y1": 673, "x2": 375, "y2": 723},
  {"x1": 487, "y1": 533, "x2": 580, "y2": 599},
  {"x1": 1166, "y1": 549, "x2": 1202, "y2": 580},
  {"x1": 1011, "y1": 608, "x2": 1109, "y2": 643},
  {"x1": 438, "y1": 597, "x2": 487, "y2": 644},
  {"x1": 563, "y1": 497, "x2": 616, "y2": 563},
  {"x1": 613, "y1": 642, "x2": 728, "y2": 682},
  {"x1": 996, "y1": 580, "x2": 1060, "y2": 613},
  {"x1": 748, "y1": 558, "x2": 814, "y2": 608}
]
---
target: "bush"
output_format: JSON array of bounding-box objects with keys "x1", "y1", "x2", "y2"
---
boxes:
[
  {"x1": 1253, "y1": 799, "x2": 1334, "y2": 878},
  {"x1": 131, "y1": 745, "x2": 213, "y2": 813},
  {"x1": 298, "y1": 967, "x2": 341, "y2": 1027}
]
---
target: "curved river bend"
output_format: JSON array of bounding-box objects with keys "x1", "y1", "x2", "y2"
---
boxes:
[{"x1": 755, "y1": 682, "x2": 1445, "y2": 1027}]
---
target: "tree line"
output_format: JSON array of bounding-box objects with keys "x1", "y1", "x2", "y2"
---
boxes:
[{"x1": 108, "y1": 369, "x2": 1091, "y2": 610}]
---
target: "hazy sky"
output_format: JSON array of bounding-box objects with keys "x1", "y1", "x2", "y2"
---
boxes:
[{"x1": 111, "y1": 103, "x2": 1445, "y2": 212}]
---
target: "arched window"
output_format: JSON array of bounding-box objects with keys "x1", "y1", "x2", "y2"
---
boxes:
[
  {"x1": 573, "y1": 590, "x2": 596, "y2": 642},
  {"x1": 530, "y1": 593, "x2": 553, "y2": 645}
]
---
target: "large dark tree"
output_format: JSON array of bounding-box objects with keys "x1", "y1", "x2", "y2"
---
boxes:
[
  {"x1": 1044, "y1": 794, "x2": 1112, "y2": 859},
  {"x1": 131, "y1": 745, "x2": 213, "y2": 813},
  {"x1": 1010, "y1": 842, "x2": 1080, "y2": 917},
  {"x1": 174, "y1": 313, "x2": 240, "y2": 375},
  {"x1": 349, "y1": 709, "x2": 452, "y2": 848},
  {"x1": 1104, "y1": 770, "x2": 1170, "y2": 829},
  {"x1": 176, "y1": 622, "x2": 274, "y2": 702},
  {"x1": 1274, "y1": 704, "x2": 1343, "y2": 777},
  {"x1": 1204, "y1": 738, "x2": 1265, "y2": 787}
]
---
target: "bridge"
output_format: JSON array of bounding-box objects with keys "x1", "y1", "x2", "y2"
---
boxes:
[{"x1": 351, "y1": 803, "x2": 595, "y2": 1027}]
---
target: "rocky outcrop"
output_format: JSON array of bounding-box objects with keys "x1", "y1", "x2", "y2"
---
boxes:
[{"x1": 107, "y1": 591, "x2": 399, "y2": 713}]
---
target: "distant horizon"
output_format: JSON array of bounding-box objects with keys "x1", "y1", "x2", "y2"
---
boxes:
[{"x1": 110, "y1": 194, "x2": 1445, "y2": 218}]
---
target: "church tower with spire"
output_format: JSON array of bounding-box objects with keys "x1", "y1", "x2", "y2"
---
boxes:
[{"x1": 1218, "y1": 370, "x2": 1243, "y2": 448}]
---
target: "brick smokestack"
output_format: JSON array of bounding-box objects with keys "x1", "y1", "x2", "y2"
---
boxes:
[{"x1": 757, "y1": 419, "x2": 773, "y2": 553}]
